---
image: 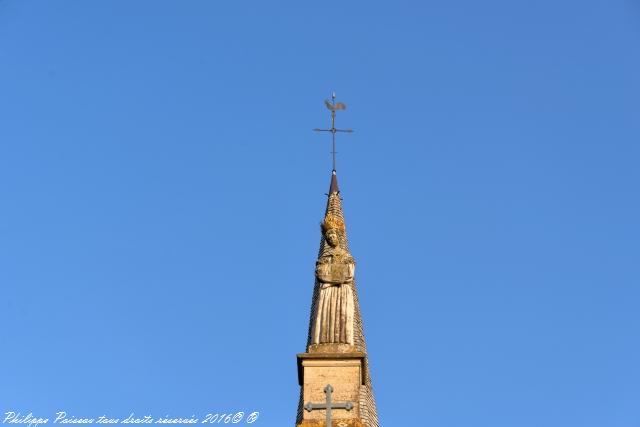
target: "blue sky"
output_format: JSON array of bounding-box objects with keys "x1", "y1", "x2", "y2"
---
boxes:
[{"x1": 1, "y1": 1, "x2": 639, "y2": 426}]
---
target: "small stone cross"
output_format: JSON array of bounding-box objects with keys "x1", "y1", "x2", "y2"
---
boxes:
[{"x1": 304, "y1": 384, "x2": 353, "y2": 426}]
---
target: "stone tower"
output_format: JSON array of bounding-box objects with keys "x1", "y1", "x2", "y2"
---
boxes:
[{"x1": 295, "y1": 169, "x2": 379, "y2": 427}]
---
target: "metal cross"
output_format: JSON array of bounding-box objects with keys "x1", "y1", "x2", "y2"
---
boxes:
[
  {"x1": 304, "y1": 384, "x2": 354, "y2": 426},
  {"x1": 313, "y1": 92, "x2": 354, "y2": 172}
]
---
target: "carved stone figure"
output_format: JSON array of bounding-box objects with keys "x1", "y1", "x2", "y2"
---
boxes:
[{"x1": 310, "y1": 215, "x2": 355, "y2": 346}]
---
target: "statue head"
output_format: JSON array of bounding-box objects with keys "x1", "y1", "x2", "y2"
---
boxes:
[
  {"x1": 321, "y1": 212, "x2": 345, "y2": 249},
  {"x1": 324, "y1": 228, "x2": 340, "y2": 247}
]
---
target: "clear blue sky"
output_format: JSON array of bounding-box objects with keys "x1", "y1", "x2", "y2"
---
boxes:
[{"x1": 1, "y1": 1, "x2": 639, "y2": 426}]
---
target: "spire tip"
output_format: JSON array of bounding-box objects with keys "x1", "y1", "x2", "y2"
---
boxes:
[{"x1": 329, "y1": 170, "x2": 340, "y2": 194}]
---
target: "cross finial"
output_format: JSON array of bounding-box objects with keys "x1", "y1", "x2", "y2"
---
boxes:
[{"x1": 313, "y1": 92, "x2": 354, "y2": 172}]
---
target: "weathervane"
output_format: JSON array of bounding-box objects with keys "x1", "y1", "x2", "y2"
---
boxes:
[{"x1": 314, "y1": 92, "x2": 354, "y2": 171}]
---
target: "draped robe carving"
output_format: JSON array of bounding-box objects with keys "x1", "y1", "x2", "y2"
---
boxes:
[{"x1": 310, "y1": 229, "x2": 355, "y2": 345}]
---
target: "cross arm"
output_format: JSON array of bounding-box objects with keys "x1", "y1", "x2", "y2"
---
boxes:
[
  {"x1": 303, "y1": 402, "x2": 354, "y2": 412},
  {"x1": 313, "y1": 128, "x2": 354, "y2": 133}
]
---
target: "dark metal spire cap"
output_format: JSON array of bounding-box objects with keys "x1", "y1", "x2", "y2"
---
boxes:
[{"x1": 329, "y1": 170, "x2": 340, "y2": 194}]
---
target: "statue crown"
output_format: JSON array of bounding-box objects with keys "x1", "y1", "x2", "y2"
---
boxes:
[{"x1": 321, "y1": 213, "x2": 345, "y2": 233}]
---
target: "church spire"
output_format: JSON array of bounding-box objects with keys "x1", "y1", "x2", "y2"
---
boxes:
[{"x1": 295, "y1": 99, "x2": 379, "y2": 427}]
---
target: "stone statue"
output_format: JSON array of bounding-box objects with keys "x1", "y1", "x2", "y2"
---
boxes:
[{"x1": 310, "y1": 213, "x2": 355, "y2": 346}]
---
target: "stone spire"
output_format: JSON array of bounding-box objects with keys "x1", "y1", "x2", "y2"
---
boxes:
[{"x1": 295, "y1": 170, "x2": 379, "y2": 427}]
